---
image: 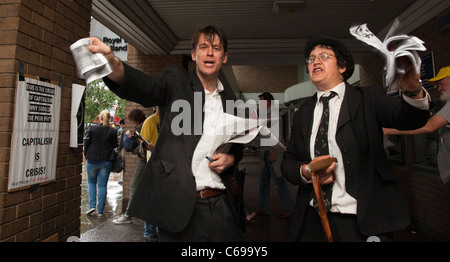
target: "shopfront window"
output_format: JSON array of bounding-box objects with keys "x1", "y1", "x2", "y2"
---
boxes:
[{"x1": 385, "y1": 133, "x2": 406, "y2": 165}]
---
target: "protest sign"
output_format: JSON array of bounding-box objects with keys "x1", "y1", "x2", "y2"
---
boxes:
[{"x1": 8, "y1": 76, "x2": 61, "y2": 191}]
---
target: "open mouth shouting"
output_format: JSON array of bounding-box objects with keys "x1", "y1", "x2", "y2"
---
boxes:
[
  {"x1": 313, "y1": 66, "x2": 324, "y2": 74},
  {"x1": 204, "y1": 60, "x2": 216, "y2": 68}
]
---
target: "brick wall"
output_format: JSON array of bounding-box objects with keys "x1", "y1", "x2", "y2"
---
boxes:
[
  {"x1": 120, "y1": 44, "x2": 185, "y2": 210},
  {"x1": 232, "y1": 65, "x2": 298, "y2": 93},
  {"x1": 359, "y1": 14, "x2": 450, "y2": 240},
  {"x1": 0, "y1": 0, "x2": 92, "y2": 242}
]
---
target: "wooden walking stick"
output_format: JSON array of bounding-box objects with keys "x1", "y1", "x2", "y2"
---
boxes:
[{"x1": 307, "y1": 157, "x2": 337, "y2": 242}]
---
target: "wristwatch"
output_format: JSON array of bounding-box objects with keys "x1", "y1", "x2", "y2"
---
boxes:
[
  {"x1": 402, "y1": 87, "x2": 423, "y2": 97},
  {"x1": 402, "y1": 81, "x2": 423, "y2": 97}
]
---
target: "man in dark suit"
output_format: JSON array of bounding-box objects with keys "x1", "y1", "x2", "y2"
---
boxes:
[
  {"x1": 281, "y1": 36, "x2": 430, "y2": 241},
  {"x1": 87, "y1": 25, "x2": 245, "y2": 241}
]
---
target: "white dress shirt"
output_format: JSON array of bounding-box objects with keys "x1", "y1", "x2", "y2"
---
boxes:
[
  {"x1": 310, "y1": 82, "x2": 357, "y2": 214},
  {"x1": 191, "y1": 80, "x2": 227, "y2": 191}
]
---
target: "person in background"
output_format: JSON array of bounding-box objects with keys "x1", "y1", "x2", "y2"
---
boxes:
[
  {"x1": 384, "y1": 66, "x2": 450, "y2": 184},
  {"x1": 257, "y1": 92, "x2": 294, "y2": 219},
  {"x1": 113, "y1": 107, "x2": 159, "y2": 242},
  {"x1": 141, "y1": 107, "x2": 160, "y2": 162},
  {"x1": 114, "y1": 108, "x2": 160, "y2": 241},
  {"x1": 117, "y1": 118, "x2": 125, "y2": 151},
  {"x1": 84, "y1": 109, "x2": 118, "y2": 216},
  {"x1": 113, "y1": 109, "x2": 146, "y2": 224},
  {"x1": 117, "y1": 118, "x2": 125, "y2": 185},
  {"x1": 138, "y1": 106, "x2": 160, "y2": 241},
  {"x1": 281, "y1": 36, "x2": 430, "y2": 241}
]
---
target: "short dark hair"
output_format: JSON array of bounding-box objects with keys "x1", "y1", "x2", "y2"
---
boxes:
[
  {"x1": 258, "y1": 92, "x2": 274, "y2": 101},
  {"x1": 119, "y1": 118, "x2": 125, "y2": 125},
  {"x1": 191, "y1": 25, "x2": 228, "y2": 53},
  {"x1": 127, "y1": 109, "x2": 146, "y2": 124}
]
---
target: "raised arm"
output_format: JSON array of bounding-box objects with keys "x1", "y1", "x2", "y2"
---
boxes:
[{"x1": 396, "y1": 57, "x2": 425, "y2": 99}]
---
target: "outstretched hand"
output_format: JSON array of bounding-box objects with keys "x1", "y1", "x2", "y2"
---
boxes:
[
  {"x1": 86, "y1": 37, "x2": 125, "y2": 85},
  {"x1": 87, "y1": 37, "x2": 114, "y2": 60}
]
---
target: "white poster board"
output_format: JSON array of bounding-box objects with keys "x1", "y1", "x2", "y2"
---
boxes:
[
  {"x1": 8, "y1": 76, "x2": 61, "y2": 191},
  {"x1": 70, "y1": 83, "x2": 85, "y2": 148}
]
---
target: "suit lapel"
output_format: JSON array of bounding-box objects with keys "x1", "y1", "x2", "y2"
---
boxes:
[
  {"x1": 301, "y1": 96, "x2": 316, "y2": 157},
  {"x1": 189, "y1": 70, "x2": 204, "y2": 92},
  {"x1": 189, "y1": 70, "x2": 204, "y2": 144},
  {"x1": 337, "y1": 83, "x2": 361, "y2": 132},
  {"x1": 337, "y1": 84, "x2": 368, "y2": 153}
]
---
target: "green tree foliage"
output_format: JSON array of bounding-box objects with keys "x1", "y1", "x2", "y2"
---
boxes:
[{"x1": 85, "y1": 79, "x2": 125, "y2": 124}]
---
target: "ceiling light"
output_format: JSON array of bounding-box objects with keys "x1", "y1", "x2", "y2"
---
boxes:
[{"x1": 272, "y1": 1, "x2": 304, "y2": 14}]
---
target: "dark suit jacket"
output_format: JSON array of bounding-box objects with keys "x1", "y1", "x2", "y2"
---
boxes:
[
  {"x1": 281, "y1": 83, "x2": 430, "y2": 239},
  {"x1": 84, "y1": 124, "x2": 117, "y2": 161},
  {"x1": 103, "y1": 64, "x2": 244, "y2": 233}
]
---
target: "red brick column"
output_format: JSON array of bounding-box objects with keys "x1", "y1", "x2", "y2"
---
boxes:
[{"x1": 0, "y1": 0, "x2": 92, "y2": 242}]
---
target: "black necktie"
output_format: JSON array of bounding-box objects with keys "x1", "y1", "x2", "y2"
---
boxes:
[{"x1": 312, "y1": 92, "x2": 336, "y2": 212}]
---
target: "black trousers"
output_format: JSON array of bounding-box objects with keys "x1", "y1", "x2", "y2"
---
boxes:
[
  {"x1": 159, "y1": 194, "x2": 244, "y2": 242},
  {"x1": 298, "y1": 206, "x2": 393, "y2": 242}
]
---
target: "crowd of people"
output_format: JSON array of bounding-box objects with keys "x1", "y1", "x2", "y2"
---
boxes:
[{"x1": 82, "y1": 24, "x2": 448, "y2": 242}]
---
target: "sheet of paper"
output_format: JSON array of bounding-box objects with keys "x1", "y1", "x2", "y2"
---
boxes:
[{"x1": 214, "y1": 113, "x2": 286, "y2": 153}]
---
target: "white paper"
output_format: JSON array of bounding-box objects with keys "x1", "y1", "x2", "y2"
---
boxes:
[
  {"x1": 214, "y1": 113, "x2": 286, "y2": 153},
  {"x1": 226, "y1": 125, "x2": 286, "y2": 151},
  {"x1": 70, "y1": 38, "x2": 112, "y2": 84},
  {"x1": 349, "y1": 19, "x2": 426, "y2": 93}
]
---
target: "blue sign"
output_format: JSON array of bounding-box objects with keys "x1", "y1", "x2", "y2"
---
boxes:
[{"x1": 420, "y1": 52, "x2": 435, "y2": 89}]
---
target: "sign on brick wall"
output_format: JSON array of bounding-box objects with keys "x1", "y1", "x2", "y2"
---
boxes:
[{"x1": 8, "y1": 76, "x2": 61, "y2": 191}]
